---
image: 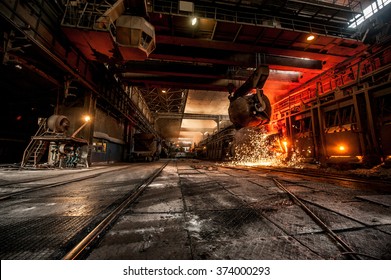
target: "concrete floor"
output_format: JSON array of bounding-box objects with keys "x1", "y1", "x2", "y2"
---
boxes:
[
  {"x1": 0, "y1": 160, "x2": 390, "y2": 260},
  {"x1": 87, "y1": 160, "x2": 391, "y2": 260}
]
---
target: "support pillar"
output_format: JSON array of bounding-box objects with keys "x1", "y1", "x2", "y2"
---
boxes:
[
  {"x1": 83, "y1": 92, "x2": 96, "y2": 166},
  {"x1": 352, "y1": 89, "x2": 366, "y2": 156},
  {"x1": 310, "y1": 108, "x2": 319, "y2": 163},
  {"x1": 316, "y1": 106, "x2": 327, "y2": 165},
  {"x1": 363, "y1": 84, "x2": 381, "y2": 165}
]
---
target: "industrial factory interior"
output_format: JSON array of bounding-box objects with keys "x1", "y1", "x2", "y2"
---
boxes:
[{"x1": 1, "y1": 0, "x2": 391, "y2": 270}]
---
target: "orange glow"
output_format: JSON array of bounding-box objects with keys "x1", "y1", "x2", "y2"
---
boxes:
[
  {"x1": 282, "y1": 140, "x2": 288, "y2": 153},
  {"x1": 338, "y1": 145, "x2": 345, "y2": 151},
  {"x1": 227, "y1": 129, "x2": 303, "y2": 168},
  {"x1": 84, "y1": 115, "x2": 91, "y2": 122},
  {"x1": 307, "y1": 34, "x2": 315, "y2": 41}
]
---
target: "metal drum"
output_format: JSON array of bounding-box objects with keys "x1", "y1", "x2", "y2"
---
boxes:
[{"x1": 47, "y1": 115, "x2": 70, "y2": 133}]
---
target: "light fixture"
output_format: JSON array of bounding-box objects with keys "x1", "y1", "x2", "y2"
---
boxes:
[
  {"x1": 71, "y1": 115, "x2": 92, "y2": 138},
  {"x1": 338, "y1": 145, "x2": 346, "y2": 151},
  {"x1": 306, "y1": 34, "x2": 315, "y2": 41},
  {"x1": 191, "y1": 17, "x2": 197, "y2": 26},
  {"x1": 84, "y1": 115, "x2": 91, "y2": 122}
]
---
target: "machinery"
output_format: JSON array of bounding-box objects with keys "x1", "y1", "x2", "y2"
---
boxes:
[
  {"x1": 225, "y1": 66, "x2": 285, "y2": 162},
  {"x1": 196, "y1": 66, "x2": 274, "y2": 161},
  {"x1": 21, "y1": 115, "x2": 90, "y2": 168},
  {"x1": 228, "y1": 65, "x2": 272, "y2": 129},
  {"x1": 129, "y1": 133, "x2": 161, "y2": 162}
]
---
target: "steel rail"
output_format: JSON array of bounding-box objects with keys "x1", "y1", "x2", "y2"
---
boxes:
[
  {"x1": 272, "y1": 178, "x2": 362, "y2": 260},
  {"x1": 0, "y1": 165, "x2": 133, "y2": 201},
  {"x1": 216, "y1": 168, "x2": 325, "y2": 258},
  {"x1": 270, "y1": 168, "x2": 391, "y2": 186},
  {"x1": 225, "y1": 165, "x2": 391, "y2": 186},
  {"x1": 62, "y1": 160, "x2": 169, "y2": 260},
  {"x1": 0, "y1": 168, "x2": 104, "y2": 188}
]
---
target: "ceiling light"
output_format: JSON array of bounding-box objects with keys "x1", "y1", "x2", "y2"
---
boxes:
[
  {"x1": 191, "y1": 17, "x2": 197, "y2": 26},
  {"x1": 306, "y1": 34, "x2": 315, "y2": 41}
]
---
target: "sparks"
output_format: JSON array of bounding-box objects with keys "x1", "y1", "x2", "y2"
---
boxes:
[{"x1": 227, "y1": 128, "x2": 303, "y2": 168}]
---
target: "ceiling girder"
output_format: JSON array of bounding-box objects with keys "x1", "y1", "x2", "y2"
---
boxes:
[
  {"x1": 122, "y1": 76, "x2": 234, "y2": 91},
  {"x1": 118, "y1": 54, "x2": 322, "y2": 84},
  {"x1": 153, "y1": 35, "x2": 359, "y2": 62},
  {"x1": 153, "y1": 0, "x2": 361, "y2": 37},
  {"x1": 156, "y1": 112, "x2": 230, "y2": 121},
  {"x1": 117, "y1": 61, "x2": 228, "y2": 78}
]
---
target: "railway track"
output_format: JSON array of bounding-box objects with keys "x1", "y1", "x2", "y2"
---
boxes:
[
  {"x1": 224, "y1": 164, "x2": 391, "y2": 190},
  {"x1": 1, "y1": 160, "x2": 389, "y2": 260},
  {"x1": 214, "y1": 164, "x2": 390, "y2": 259},
  {"x1": 271, "y1": 178, "x2": 362, "y2": 259},
  {"x1": 0, "y1": 161, "x2": 169, "y2": 260},
  {"x1": 86, "y1": 161, "x2": 390, "y2": 260},
  {"x1": 0, "y1": 166, "x2": 106, "y2": 187},
  {"x1": 62, "y1": 161, "x2": 169, "y2": 259},
  {"x1": 216, "y1": 182, "x2": 353, "y2": 259},
  {"x1": 0, "y1": 165, "x2": 135, "y2": 200}
]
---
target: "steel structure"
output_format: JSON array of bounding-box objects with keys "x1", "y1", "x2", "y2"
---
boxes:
[{"x1": 1, "y1": 0, "x2": 391, "y2": 165}]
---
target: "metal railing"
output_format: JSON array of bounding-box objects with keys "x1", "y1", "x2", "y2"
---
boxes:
[
  {"x1": 272, "y1": 44, "x2": 391, "y2": 118},
  {"x1": 61, "y1": 0, "x2": 116, "y2": 31},
  {"x1": 150, "y1": 0, "x2": 361, "y2": 39}
]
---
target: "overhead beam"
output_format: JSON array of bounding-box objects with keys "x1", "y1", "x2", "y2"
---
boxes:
[
  {"x1": 288, "y1": 0, "x2": 359, "y2": 13},
  {"x1": 180, "y1": 127, "x2": 215, "y2": 133},
  {"x1": 121, "y1": 68, "x2": 304, "y2": 91},
  {"x1": 125, "y1": 79, "x2": 230, "y2": 91},
  {"x1": 149, "y1": 46, "x2": 324, "y2": 69},
  {"x1": 124, "y1": 0, "x2": 148, "y2": 17},
  {"x1": 156, "y1": 112, "x2": 230, "y2": 121},
  {"x1": 117, "y1": 61, "x2": 228, "y2": 78},
  {"x1": 153, "y1": 35, "x2": 364, "y2": 63}
]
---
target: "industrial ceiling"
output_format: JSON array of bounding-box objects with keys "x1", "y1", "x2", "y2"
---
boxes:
[
  {"x1": 1, "y1": 0, "x2": 377, "y2": 146},
  {"x1": 131, "y1": 0, "x2": 368, "y2": 144}
]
